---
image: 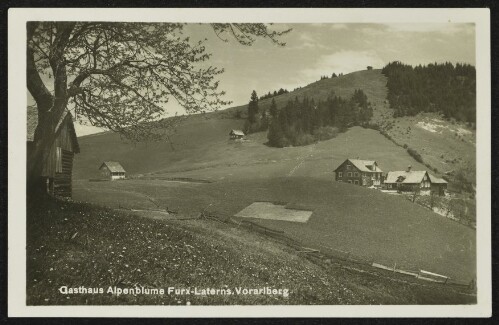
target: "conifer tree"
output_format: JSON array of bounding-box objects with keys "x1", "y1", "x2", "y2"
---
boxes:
[
  {"x1": 247, "y1": 90, "x2": 259, "y2": 124},
  {"x1": 269, "y1": 98, "x2": 278, "y2": 118},
  {"x1": 267, "y1": 115, "x2": 285, "y2": 147}
]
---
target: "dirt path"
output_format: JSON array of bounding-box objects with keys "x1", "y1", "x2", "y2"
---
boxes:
[{"x1": 288, "y1": 143, "x2": 317, "y2": 176}]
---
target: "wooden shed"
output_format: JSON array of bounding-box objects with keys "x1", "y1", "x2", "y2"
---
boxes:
[
  {"x1": 99, "y1": 161, "x2": 126, "y2": 180},
  {"x1": 229, "y1": 129, "x2": 245, "y2": 140},
  {"x1": 27, "y1": 106, "x2": 80, "y2": 198},
  {"x1": 428, "y1": 174, "x2": 448, "y2": 196}
]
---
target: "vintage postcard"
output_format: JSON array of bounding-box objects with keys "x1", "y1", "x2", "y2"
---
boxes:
[{"x1": 8, "y1": 8, "x2": 491, "y2": 317}]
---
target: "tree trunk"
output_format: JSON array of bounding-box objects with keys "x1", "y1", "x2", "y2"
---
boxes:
[
  {"x1": 26, "y1": 111, "x2": 60, "y2": 198},
  {"x1": 26, "y1": 22, "x2": 73, "y2": 200}
]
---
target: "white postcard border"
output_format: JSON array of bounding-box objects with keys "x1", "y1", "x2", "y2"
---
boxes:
[{"x1": 8, "y1": 7, "x2": 491, "y2": 318}]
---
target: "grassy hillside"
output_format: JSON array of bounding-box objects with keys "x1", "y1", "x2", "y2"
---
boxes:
[
  {"x1": 73, "y1": 177, "x2": 476, "y2": 282},
  {"x1": 75, "y1": 125, "x2": 430, "y2": 182},
  {"x1": 218, "y1": 69, "x2": 389, "y2": 119},
  {"x1": 73, "y1": 115, "x2": 245, "y2": 179},
  {"x1": 371, "y1": 111, "x2": 476, "y2": 182},
  {"x1": 74, "y1": 69, "x2": 475, "y2": 184},
  {"x1": 27, "y1": 198, "x2": 476, "y2": 305},
  {"x1": 74, "y1": 69, "x2": 389, "y2": 180},
  {"x1": 145, "y1": 126, "x2": 430, "y2": 181}
]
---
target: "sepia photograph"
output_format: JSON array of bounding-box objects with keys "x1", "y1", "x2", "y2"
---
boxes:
[{"x1": 8, "y1": 8, "x2": 491, "y2": 317}]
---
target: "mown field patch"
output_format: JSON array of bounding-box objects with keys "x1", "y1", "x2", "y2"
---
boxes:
[{"x1": 235, "y1": 202, "x2": 313, "y2": 223}]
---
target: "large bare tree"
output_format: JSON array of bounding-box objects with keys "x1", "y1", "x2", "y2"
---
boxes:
[{"x1": 27, "y1": 22, "x2": 290, "y2": 194}]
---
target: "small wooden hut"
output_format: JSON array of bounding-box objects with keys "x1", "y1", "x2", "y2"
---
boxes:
[
  {"x1": 99, "y1": 161, "x2": 126, "y2": 180},
  {"x1": 229, "y1": 129, "x2": 245, "y2": 140},
  {"x1": 428, "y1": 174, "x2": 448, "y2": 196}
]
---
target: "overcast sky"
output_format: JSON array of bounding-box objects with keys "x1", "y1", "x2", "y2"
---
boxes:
[
  {"x1": 192, "y1": 23, "x2": 475, "y2": 105},
  {"x1": 30, "y1": 23, "x2": 475, "y2": 136}
]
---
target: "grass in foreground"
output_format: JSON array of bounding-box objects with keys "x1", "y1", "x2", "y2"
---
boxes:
[{"x1": 27, "y1": 198, "x2": 476, "y2": 305}]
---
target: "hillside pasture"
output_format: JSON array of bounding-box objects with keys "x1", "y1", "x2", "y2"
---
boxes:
[
  {"x1": 371, "y1": 112, "x2": 476, "y2": 177},
  {"x1": 73, "y1": 115, "x2": 246, "y2": 180},
  {"x1": 73, "y1": 70, "x2": 391, "y2": 181},
  {"x1": 74, "y1": 177, "x2": 476, "y2": 283},
  {"x1": 118, "y1": 127, "x2": 430, "y2": 183},
  {"x1": 219, "y1": 69, "x2": 390, "y2": 119},
  {"x1": 74, "y1": 68, "x2": 475, "y2": 185}
]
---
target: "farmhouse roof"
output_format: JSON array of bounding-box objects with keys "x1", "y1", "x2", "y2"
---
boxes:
[
  {"x1": 428, "y1": 174, "x2": 448, "y2": 184},
  {"x1": 27, "y1": 105, "x2": 80, "y2": 153},
  {"x1": 229, "y1": 129, "x2": 245, "y2": 136},
  {"x1": 335, "y1": 159, "x2": 383, "y2": 173},
  {"x1": 385, "y1": 170, "x2": 428, "y2": 184},
  {"x1": 100, "y1": 161, "x2": 126, "y2": 173}
]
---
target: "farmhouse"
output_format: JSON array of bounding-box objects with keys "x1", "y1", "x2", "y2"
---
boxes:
[
  {"x1": 99, "y1": 161, "x2": 126, "y2": 180},
  {"x1": 428, "y1": 174, "x2": 448, "y2": 196},
  {"x1": 367, "y1": 66, "x2": 373, "y2": 70},
  {"x1": 229, "y1": 129, "x2": 245, "y2": 140},
  {"x1": 27, "y1": 106, "x2": 80, "y2": 198},
  {"x1": 334, "y1": 159, "x2": 384, "y2": 187},
  {"x1": 384, "y1": 166, "x2": 431, "y2": 195}
]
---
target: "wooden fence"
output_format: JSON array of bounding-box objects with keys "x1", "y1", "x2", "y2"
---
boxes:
[{"x1": 125, "y1": 206, "x2": 474, "y2": 291}]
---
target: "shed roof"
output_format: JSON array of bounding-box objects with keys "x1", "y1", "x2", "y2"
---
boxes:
[
  {"x1": 428, "y1": 174, "x2": 448, "y2": 184},
  {"x1": 229, "y1": 129, "x2": 245, "y2": 136},
  {"x1": 100, "y1": 161, "x2": 126, "y2": 173},
  {"x1": 27, "y1": 105, "x2": 80, "y2": 153},
  {"x1": 385, "y1": 170, "x2": 428, "y2": 184},
  {"x1": 335, "y1": 159, "x2": 383, "y2": 173}
]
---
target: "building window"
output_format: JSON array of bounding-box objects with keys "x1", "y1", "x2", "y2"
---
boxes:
[
  {"x1": 354, "y1": 180, "x2": 359, "y2": 185},
  {"x1": 338, "y1": 172, "x2": 342, "y2": 178},
  {"x1": 348, "y1": 180, "x2": 352, "y2": 184},
  {"x1": 347, "y1": 165, "x2": 351, "y2": 170},
  {"x1": 354, "y1": 172, "x2": 358, "y2": 177},
  {"x1": 347, "y1": 172, "x2": 352, "y2": 177}
]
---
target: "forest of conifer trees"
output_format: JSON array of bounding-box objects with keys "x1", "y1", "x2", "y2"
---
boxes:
[
  {"x1": 382, "y1": 61, "x2": 476, "y2": 124},
  {"x1": 243, "y1": 89, "x2": 373, "y2": 148},
  {"x1": 242, "y1": 61, "x2": 475, "y2": 148}
]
